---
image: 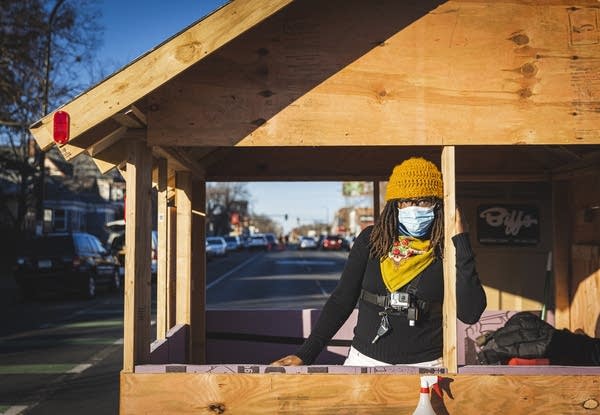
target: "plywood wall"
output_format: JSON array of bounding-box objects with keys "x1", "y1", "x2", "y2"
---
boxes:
[
  {"x1": 458, "y1": 182, "x2": 553, "y2": 311},
  {"x1": 569, "y1": 173, "x2": 600, "y2": 336}
]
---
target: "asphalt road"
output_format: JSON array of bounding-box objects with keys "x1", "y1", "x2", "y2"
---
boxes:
[{"x1": 0, "y1": 246, "x2": 350, "y2": 415}]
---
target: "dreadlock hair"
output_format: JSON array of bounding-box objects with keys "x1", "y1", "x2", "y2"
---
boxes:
[{"x1": 369, "y1": 198, "x2": 445, "y2": 260}]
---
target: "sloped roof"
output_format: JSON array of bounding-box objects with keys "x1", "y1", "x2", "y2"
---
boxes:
[{"x1": 29, "y1": 0, "x2": 600, "y2": 180}]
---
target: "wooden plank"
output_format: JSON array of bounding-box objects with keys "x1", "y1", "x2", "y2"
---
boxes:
[
  {"x1": 120, "y1": 372, "x2": 600, "y2": 415},
  {"x1": 123, "y1": 140, "x2": 153, "y2": 371},
  {"x1": 175, "y1": 171, "x2": 193, "y2": 361},
  {"x1": 167, "y1": 206, "x2": 177, "y2": 331},
  {"x1": 155, "y1": 158, "x2": 168, "y2": 340},
  {"x1": 190, "y1": 179, "x2": 206, "y2": 364},
  {"x1": 570, "y1": 244, "x2": 600, "y2": 336},
  {"x1": 147, "y1": 0, "x2": 600, "y2": 148},
  {"x1": 553, "y1": 180, "x2": 572, "y2": 330},
  {"x1": 441, "y1": 147, "x2": 457, "y2": 373},
  {"x1": 29, "y1": 0, "x2": 294, "y2": 152}
]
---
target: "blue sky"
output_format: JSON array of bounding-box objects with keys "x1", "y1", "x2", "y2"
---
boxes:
[{"x1": 97, "y1": 0, "x2": 352, "y2": 233}]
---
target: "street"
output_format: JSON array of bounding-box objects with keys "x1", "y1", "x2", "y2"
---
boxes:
[{"x1": 0, "y1": 246, "x2": 349, "y2": 414}]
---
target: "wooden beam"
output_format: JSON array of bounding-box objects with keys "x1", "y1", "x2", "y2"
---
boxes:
[
  {"x1": 29, "y1": 0, "x2": 294, "y2": 151},
  {"x1": 91, "y1": 131, "x2": 146, "y2": 175},
  {"x1": 553, "y1": 180, "x2": 572, "y2": 330},
  {"x1": 87, "y1": 126, "x2": 127, "y2": 157},
  {"x1": 152, "y1": 146, "x2": 205, "y2": 179},
  {"x1": 123, "y1": 140, "x2": 153, "y2": 371},
  {"x1": 167, "y1": 206, "x2": 177, "y2": 331},
  {"x1": 190, "y1": 179, "x2": 206, "y2": 364},
  {"x1": 155, "y1": 158, "x2": 168, "y2": 340},
  {"x1": 120, "y1": 372, "x2": 600, "y2": 414},
  {"x1": 175, "y1": 171, "x2": 193, "y2": 361},
  {"x1": 441, "y1": 146, "x2": 457, "y2": 373}
]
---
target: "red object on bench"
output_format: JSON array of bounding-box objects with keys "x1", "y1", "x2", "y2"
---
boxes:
[{"x1": 508, "y1": 357, "x2": 550, "y2": 366}]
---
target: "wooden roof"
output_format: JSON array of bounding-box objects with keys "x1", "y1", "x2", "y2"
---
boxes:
[{"x1": 29, "y1": 0, "x2": 600, "y2": 180}]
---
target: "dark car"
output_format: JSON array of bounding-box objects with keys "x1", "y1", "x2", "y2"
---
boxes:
[
  {"x1": 321, "y1": 235, "x2": 346, "y2": 251},
  {"x1": 14, "y1": 232, "x2": 121, "y2": 299}
]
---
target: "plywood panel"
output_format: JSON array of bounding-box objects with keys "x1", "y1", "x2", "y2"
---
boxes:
[
  {"x1": 570, "y1": 244, "x2": 600, "y2": 337},
  {"x1": 148, "y1": 0, "x2": 600, "y2": 148},
  {"x1": 121, "y1": 372, "x2": 600, "y2": 415}
]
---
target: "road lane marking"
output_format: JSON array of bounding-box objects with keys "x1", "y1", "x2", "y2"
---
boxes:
[
  {"x1": 0, "y1": 364, "x2": 83, "y2": 375},
  {"x1": 1, "y1": 405, "x2": 28, "y2": 415},
  {"x1": 207, "y1": 254, "x2": 263, "y2": 290},
  {"x1": 67, "y1": 363, "x2": 92, "y2": 373},
  {"x1": 275, "y1": 259, "x2": 337, "y2": 266}
]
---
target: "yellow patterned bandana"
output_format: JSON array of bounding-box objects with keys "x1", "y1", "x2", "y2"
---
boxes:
[{"x1": 380, "y1": 236, "x2": 434, "y2": 292}]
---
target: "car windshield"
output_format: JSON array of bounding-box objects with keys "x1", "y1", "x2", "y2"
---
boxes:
[{"x1": 207, "y1": 238, "x2": 222, "y2": 245}]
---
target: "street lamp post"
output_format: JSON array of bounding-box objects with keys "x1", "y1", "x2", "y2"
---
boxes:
[{"x1": 36, "y1": 0, "x2": 67, "y2": 234}]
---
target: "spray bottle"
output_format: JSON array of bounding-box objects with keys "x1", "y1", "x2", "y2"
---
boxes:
[{"x1": 411, "y1": 375, "x2": 440, "y2": 415}]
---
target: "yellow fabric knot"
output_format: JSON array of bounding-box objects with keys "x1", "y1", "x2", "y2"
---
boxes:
[{"x1": 380, "y1": 236, "x2": 434, "y2": 292}]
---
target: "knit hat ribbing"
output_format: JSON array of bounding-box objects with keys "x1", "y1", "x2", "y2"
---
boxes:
[{"x1": 385, "y1": 157, "x2": 443, "y2": 201}]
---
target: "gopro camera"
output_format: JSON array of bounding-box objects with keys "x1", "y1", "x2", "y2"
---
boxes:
[{"x1": 389, "y1": 291, "x2": 410, "y2": 310}]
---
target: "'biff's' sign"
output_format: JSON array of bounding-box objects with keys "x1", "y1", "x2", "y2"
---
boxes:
[{"x1": 476, "y1": 204, "x2": 540, "y2": 245}]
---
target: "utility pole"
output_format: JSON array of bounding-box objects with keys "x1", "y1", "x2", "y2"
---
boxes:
[{"x1": 35, "y1": 0, "x2": 67, "y2": 234}]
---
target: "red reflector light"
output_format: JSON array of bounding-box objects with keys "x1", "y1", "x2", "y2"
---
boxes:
[
  {"x1": 72, "y1": 255, "x2": 81, "y2": 268},
  {"x1": 53, "y1": 111, "x2": 70, "y2": 144}
]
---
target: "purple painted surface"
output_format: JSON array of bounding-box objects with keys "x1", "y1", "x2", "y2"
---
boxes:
[
  {"x1": 205, "y1": 309, "x2": 358, "y2": 365},
  {"x1": 457, "y1": 310, "x2": 555, "y2": 366},
  {"x1": 149, "y1": 338, "x2": 169, "y2": 364},
  {"x1": 166, "y1": 324, "x2": 188, "y2": 364}
]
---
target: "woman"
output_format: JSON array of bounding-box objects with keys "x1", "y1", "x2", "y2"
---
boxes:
[{"x1": 272, "y1": 157, "x2": 487, "y2": 367}]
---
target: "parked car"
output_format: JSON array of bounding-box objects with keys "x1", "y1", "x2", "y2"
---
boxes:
[
  {"x1": 244, "y1": 234, "x2": 269, "y2": 250},
  {"x1": 14, "y1": 232, "x2": 121, "y2": 299},
  {"x1": 321, "y1": 235, "x2": 345, "y2": 250},
  {"x1": 264, "y1": 233, "x2": 278, "y2": 250},
  {"x1": 223, "y1": 235, "x2": 242, "y2": 251},
  {"x1": 299, "y1": 236, "x2": 317, "y2": 250},
  {"x1": 206, "y1": 236, "x2": 227, "y2": 257},
  {"x1": 110, "y1": 230, "x2": 157, "y2": 279}
]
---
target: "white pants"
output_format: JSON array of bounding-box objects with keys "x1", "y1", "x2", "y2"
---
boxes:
[{"x1": 343, "y1": 346, "x2": 443, "y2": 367}]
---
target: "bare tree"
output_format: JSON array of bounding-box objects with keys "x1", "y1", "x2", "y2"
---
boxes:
[
  {"x1": 206, "y1": 182, "x2": 251, "y2": 236},
  {"x1": 0, "y1": 0, "x2": 102, "y2": 233}
]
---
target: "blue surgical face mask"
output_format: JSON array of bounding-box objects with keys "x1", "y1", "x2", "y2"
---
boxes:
[{"x1": 397, "y1": 206, "x2": 435, "y2": 238}]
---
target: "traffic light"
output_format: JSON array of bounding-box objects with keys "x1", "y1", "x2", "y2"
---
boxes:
[{"x1": 284, "y1": 214, "x2": 288, "y2": 221}]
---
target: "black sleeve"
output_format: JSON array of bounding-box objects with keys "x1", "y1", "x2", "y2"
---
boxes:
[
  {"x1": 295, "y1": 227, "x2": 371, "y2": 364},
  {"x1": 547, "y1": 329, "x2": 600, "y2": 366},
  {"x1": 453, "y1": 233, "x2": 487, "y2": 324}
]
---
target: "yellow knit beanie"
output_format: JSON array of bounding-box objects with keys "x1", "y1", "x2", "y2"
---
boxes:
[{"x1": 385, "y1": 157, "x2": 443, "y2": 201}]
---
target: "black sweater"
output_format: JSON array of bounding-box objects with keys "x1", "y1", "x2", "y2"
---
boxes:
[{"x1": 295, "y1": 226, "x2": 487, "y2": 365}]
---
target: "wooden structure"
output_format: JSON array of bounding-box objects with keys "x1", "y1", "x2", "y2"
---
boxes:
[{"x1": 30, "y1": 0, "x2": 600, "y2": 413}]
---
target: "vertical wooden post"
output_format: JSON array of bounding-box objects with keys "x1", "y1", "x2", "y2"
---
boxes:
[
  {"x1": 175, "y1": 171, "x2": 192, "y2": 361},
  {"x1": 155, "y1": 158, "x2": 168, "y2": 340},
  {"x1": 167, "y1": 205, "x2": 177, "y2": 330},
  {"x1": 441, "y1": 146, "x2": 457, "y2": 373},
  {"x1": 123, "y1": 140, "x2": 153, "y2": 372},
  {"x1": 553, "y1": 179, "x2": 572, "y2": 330},
  {"x1": 190, "y1": 178, "x2": 206, "y2": 363}
]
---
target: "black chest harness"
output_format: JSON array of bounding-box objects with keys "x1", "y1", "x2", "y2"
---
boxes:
[{"x1": 359, "y1": 274, "x2": 441, "y2": 327}]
